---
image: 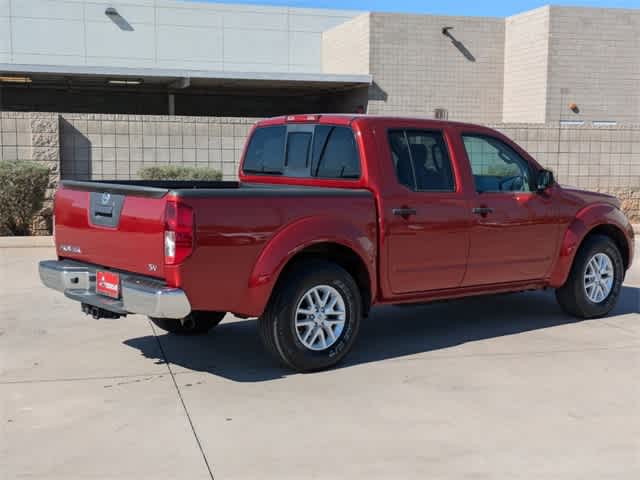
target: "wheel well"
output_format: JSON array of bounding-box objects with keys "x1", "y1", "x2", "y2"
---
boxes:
[
  {"x1": 276, "y1": 243, "x2": 373, "y2": 316},
  {"x1": 583, "y1": 224, "x2": 630, "y2": 270}
]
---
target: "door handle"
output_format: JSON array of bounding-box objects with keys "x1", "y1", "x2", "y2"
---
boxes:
[
  {"x1": 472, "y1": 207, "x2": 494, "y2": 216},
  {"x1": 392, "y1": 207, "x2": 417, "y2": 217}
]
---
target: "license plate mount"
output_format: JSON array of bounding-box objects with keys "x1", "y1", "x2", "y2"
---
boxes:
[{"x1": 96, "y1": 270, "x2": 120, "y2": 299}]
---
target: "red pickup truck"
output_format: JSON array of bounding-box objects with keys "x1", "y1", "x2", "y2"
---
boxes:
[{"x1": 40, "y1": 115, "x2": 634, "y2": 372}]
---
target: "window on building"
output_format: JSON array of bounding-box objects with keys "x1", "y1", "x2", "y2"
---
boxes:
[
  {"x1": 462, "y1": 134, "x2": 532, "y2": 193},
  {"x1": 388, "y1": 130, "x2": 455, "y2": 191}
]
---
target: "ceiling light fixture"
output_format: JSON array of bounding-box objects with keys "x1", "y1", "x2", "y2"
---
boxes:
[
  {"x1": 108, "y1": 79, "x2": 142, "y2": 86},
  {"x1": 0, "y1": 76, "x2": 32, "y2": 83}
]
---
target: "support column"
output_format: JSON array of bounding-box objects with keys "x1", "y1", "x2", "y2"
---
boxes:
[{"x1": 168, "y1": 93, "x2": 175, "y2": 116}]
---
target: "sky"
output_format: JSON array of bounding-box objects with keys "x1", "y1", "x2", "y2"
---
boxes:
[{"x1": 190, "y1": 0, "x2": 640, "y2": 17}]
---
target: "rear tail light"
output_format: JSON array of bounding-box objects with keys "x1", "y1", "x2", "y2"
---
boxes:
[
  {"x1": 52, "y1": 190, "x2": 57, "y2": 240},
  {"x1": 164, "y1": 199, "x2": 194, "y2": 265}
]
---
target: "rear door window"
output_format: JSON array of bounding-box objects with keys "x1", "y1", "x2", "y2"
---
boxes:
[
  {"x1": 388, "y1": 129, "x2": 455, "y2": 191},
  {"x1": 243, "y1": 124, "x2": 360, "y2": 179}
]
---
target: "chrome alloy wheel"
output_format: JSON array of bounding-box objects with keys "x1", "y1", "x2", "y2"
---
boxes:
[
  {"x1": 294, "y1": 285, "x2": 347, "y2": 351},
  {"x1": 584, "y1": 252, "x2": 614, "y2": 303}
]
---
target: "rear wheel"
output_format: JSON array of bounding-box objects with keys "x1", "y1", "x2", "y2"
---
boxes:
[
  {"x1": 149, "y1": 311, "x2": 225, "y2": 335},
  {"x1": 259, "y1": 261, "x2": 362, "y2": 372},
  {"x1": 555, "y1": 234, "x2": 624, "y2": 318}
]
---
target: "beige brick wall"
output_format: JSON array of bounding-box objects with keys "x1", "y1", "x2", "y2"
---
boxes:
[
  {"x1": 2, "y1": 114, "x2": 640, "y2": 231},
  {"x1": 56, "y1": 115, "x2": 640, "y2": 203},
  {"x1": 59, "y1": 114, "x2": 260, "y2": 181},
  {"x1": 545, "y1": 7, "x2": 640, "y2": 124},
  {"x1": 492, "y1": 124, "x2": 640, "y2": 193},
  {"x1": 350, "y1": 7, "x2": 640, "y2": 126},
  {"x1": 0, "y1": 111, "x2": 59, "y2": 234},
  {"x1": 0, "y1": 111, "x2": 60, "y2": 177},
  {"x1": 502, "y1": 7, "x2": 550, "y2": 123},
  {"x1": 1, "y1": 113, "x2": 38, "y2": 163},
  {"x1": 6, "y1": 114, "x2": 640, "y2": 193},
  {"x1": 366, "y1": 13, "x2": 505, "y2": 123},
  {"x1": 0, "y1": 112, "x2": 60, "y2": 192},
  {"x1": 322, "y1": 13, "x2": 370, "y2": 75}
]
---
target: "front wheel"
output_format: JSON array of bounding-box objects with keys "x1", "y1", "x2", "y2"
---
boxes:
[
  {"x1": 259, "y1": 261, "x2": 362, "y2": 372},
  {"x1": 555, "y1": 234, "x2": 624, "y2": 318},
  {"x1": 149, "y1": 311, "x2": 226, "y2": 335}
]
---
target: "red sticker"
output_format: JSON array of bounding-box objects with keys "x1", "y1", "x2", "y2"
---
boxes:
[{"x1": 96, "y1": 271, "x2": 120, "y2": 299}]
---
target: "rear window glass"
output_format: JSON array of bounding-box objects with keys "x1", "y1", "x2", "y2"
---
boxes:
[
  {"x1": 312, "y1": 127, "x2": 360, "y2": 179},
  {"x1": 243, "y1": 124, "x2": 360, "y2": 179},
  {"x1": 243, "y1": 126, "x2": 286, "y2": 174},
  {"x1": 286, "y1": 132, "x2": 312, "y2": 170}
]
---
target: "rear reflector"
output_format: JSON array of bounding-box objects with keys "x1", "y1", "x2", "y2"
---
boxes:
[{"x1": 164, "y1": 200, "x2": 194, "y2": 265}]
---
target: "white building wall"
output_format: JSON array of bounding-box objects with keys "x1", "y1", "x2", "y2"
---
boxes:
[{"x1": 0, "y1": 0, "x2": 360, "y2": 74}]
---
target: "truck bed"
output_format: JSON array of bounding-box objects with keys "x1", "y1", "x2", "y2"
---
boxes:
[{"x1": 54, "y1": 179, "x2": 377, "y2": 316}]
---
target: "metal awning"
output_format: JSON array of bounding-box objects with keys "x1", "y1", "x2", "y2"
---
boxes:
[{"x1": 0, "y1": 63, "x2": 372, "y2": 94}]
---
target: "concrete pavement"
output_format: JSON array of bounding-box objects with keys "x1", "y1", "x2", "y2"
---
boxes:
[{"x1": 1, "y1": 246, "x2": 639, "y2": 479}]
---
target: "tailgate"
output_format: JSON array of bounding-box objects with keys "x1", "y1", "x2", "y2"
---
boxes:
[{"x1": 54, "y1": 181, "x2": 168, "y2": 279}]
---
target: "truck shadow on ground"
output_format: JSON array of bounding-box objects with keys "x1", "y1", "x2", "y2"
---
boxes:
[{"x1": 123, "y1": 286, "x2": 638, "y2": 383}]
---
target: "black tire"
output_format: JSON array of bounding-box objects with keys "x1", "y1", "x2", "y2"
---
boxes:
[
  {"x1": 149, "y1": 311, "x2": 226, "y2": 335},
  {"x1": 259, "y1": 261, "x2": 362, "y2": 372},
  {"x1": 555, "y1": 234, "x2": 624, "y2": 318}
]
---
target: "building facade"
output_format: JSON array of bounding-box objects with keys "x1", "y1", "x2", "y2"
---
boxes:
[
  {"x1": 0, "y1": 0, "x2": 369, "y2": 116},
  {"x1": 1, "y1": 1, "x2": 638, "y2": 124}
]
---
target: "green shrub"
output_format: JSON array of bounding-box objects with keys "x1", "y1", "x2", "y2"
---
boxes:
[
  {"x1": 0, "y1": 160, "x2": 51, "y2": 236},
  {"x1": 138, "y1": 165, "x2": 222, "y2": 181}
]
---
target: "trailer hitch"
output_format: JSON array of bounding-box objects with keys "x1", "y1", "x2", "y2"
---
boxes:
[{"x1": 81, "y1": 303, "x2": 124, "y2": 320}]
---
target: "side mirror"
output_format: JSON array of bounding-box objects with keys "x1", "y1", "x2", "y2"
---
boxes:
[{"x1": 536, "y1": 169, "x2": 554, "y2": 192}]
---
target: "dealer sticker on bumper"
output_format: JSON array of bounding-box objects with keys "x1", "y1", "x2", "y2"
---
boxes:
[{"x1": 96, "y1": 271, "x2": 120, "y2": 299}]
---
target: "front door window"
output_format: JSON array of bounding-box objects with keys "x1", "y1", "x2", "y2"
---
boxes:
[{"x1": 462, "y1": 135, "x2": 532, "y2": 193}]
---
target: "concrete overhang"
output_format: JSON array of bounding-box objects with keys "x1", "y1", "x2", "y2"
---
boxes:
[{"x1": 0, "y1": 64, "x2": 372, "y2": 93}]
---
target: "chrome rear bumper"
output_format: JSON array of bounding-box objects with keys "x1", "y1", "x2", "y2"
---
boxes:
[{"x1": 39, "y1": 259, "x2": 191, "y2": 319}]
